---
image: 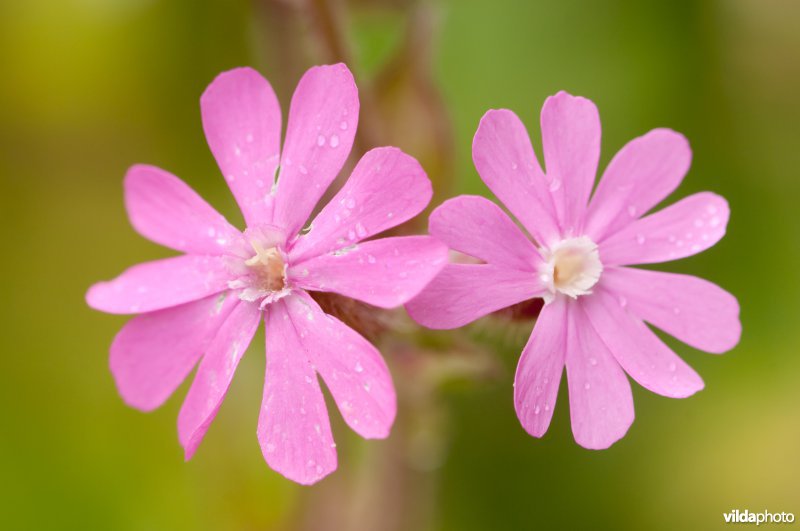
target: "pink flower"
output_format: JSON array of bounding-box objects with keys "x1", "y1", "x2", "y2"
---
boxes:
[
  {"x1": 407, "y1": 92, "x2": 741, "y2": 449},
  {"x1": 86, "y1": 64, "x2": 447, "y2": 484}
]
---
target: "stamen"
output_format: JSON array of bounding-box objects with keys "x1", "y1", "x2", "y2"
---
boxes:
[{"x1": 540, "y1": 236, "x2": 603, "y2": 303}]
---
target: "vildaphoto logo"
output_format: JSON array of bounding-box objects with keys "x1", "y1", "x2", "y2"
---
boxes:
[{"x1": 724, "y1": 509, "x2": 795, "y2": 525}]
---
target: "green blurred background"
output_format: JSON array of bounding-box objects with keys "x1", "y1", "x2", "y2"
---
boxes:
[{"x1": 1, "y1": 0, "x2": 799, "y2": 529}]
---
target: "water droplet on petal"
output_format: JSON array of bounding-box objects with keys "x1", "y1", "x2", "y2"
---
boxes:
[
  {"x1": 627, "y1": 205, "x2": 638, "y2": 217},
  {"x1": 340, "y1": 121, "x2": 348, "y2": 130},
  {"x1": 354, "y1": 362, "x2": 363, "y2": 373},
  {"x1": 317, "y1": 135, "x2": 326, "y2": 147},
  {"x1": 635, "y1": 233, "x2": 646, "y2": 245},
  {"x1": 548, "y1": 178, "x2": 561, "y2": 192},
  {"x1": 330, "y1": 134, "x2": 340, "y2": 148},
  {"x1": 355, "y1": 222, "x2": 367, "y2": 238}
]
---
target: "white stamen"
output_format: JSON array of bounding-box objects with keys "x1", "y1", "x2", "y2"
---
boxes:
[{"x1": 539, "y1": 236, "x2": 603, "y2": 304}]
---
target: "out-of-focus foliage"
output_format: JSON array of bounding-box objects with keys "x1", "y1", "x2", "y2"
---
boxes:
[{"x1": 1, "y1": 1, "x2": 798, "y2": 529}]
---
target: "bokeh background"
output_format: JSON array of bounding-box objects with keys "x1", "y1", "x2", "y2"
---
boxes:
[{"x1": 2, "y1": 0, "x2": 799, "y2": 529}]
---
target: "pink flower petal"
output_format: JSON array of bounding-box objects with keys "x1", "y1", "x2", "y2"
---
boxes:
[
  {"x1": 514, "y1": 297, "x2": 567, "y2": 438},
  {"x1": 429, "y1": 195, "x2": 542, "y2": 271},
  {"x1": 472, "y1": 109, "x2": 560, "y2": 245},
  {"x1": 565, "y1": 300, "x2": 634, "y2": 450},
  {"x1": 290, "y1": 236, "x2": 448, "y2": 309},
  {"x1": 258, "y1": 299, "x2": 337, "y2": 485},
  {"x1": 583, "y1": 287, "x2": 704, "y2": 398},
  {"x1": 540, "y1": 91, "x2": 601, "y2": 232},
  {"x1": 600, "y1": 267, "x2": 741, "y2": 354},
  {"x1": 285, "y1": 293, "x2": 396, "y2": 439},
  {"x1": 584, "y1": 128, "x2": 691, "y2": 241},
  {"x1": 201, "y1": 67, "x2": 282, "y2": 226},
  {"x1": 289, "y1": 147, "x2": 431, "y2": 263},
  {"x1": 86, "y1": 255, "x2": 231, "y2": 314},
  {"x1": 110, "y1": 292, "x2": 238, "y2": 411},
  {"x1": 123, "y1": 164, "x2": 245, "y2": 256},
  {"x1": 406, "y1": 263, "x2": 545, "y2": 329},
  {"x1": 599, "y1": 192, "x2": 729, "y2": 266},
  {"x1": 177, "y1": 300, "x2": 261, "y2": 459},
  {"x1": 273, "y1": 63, "x2": 359, "y2": 239}
]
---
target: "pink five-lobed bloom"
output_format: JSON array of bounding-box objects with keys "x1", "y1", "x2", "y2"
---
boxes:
[
  {"x1": 407, "y1": 91, "x2": 741, "y2": 449},
  {"x1": 86, "y1": 64, "x2": 448, "y2": 484}
]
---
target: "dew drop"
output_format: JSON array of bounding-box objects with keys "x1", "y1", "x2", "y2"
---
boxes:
[
  {"x1": 707, "y1": 204, "x2": 718, "y2": 215},
  {"x1": 635, "y1": 233, "x2": 646, "y2": 245},
  {"x1": 340, "y1": 121, "x2": 348, "y2": 130},
  {"x1": 618, "y1": 296, "x2": 627, "y2": 308},
  {"x1": 548, "y1": 178, "x2": 561, "y2": 192},
  {"x1": 627, "y1": 205, "x2": 637, "y2": 217},
  {"x1": 330, "y1": 134, "x2": 340, "y2": 148},
  {"x1": 668, "y1": 362, "x2": 677, "y2": 372},
  {"x1": 346, "y1": 198, "x2": 356, "y2": 209},
  {"x1": 534, "y1": 405, "x2": 541, "y2": 415},
  {"x1": 355, "y1": 222, "x2": 367, "y2": 238},
  {"x1": 299, "y1": 165, "x2": 308, "y2": 175},
  {"x1": 207, "y1": 227, "x2": 216, "y2": 237},
  {"x1": 367, "y1": 254, "x2": 376, "y2": 264},
  {"x1": 511, "y1": 162, "x2": 518, "y2": 170},
  {"x1": 317, "y1": 135, "x2": 326, "y2": 147},
  {"x1": 709, "y1": 216, "x2": 720, "y2": 228},
  {"x1": 354, "y1": 362, "x2": 363, "y2": 373},
  {"x1": 584, "y1": 382, "x2": 591, "y2": 390}
]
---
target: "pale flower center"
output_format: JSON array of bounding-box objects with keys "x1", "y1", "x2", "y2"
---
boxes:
[
  {"x1": 244, "y1": 241, "x2": 286, "y2": 293},
  {"x1": 227, "y1": 228, "x2": 290, "y2": 308},
  {"x1": 540, "y1": 236, "x2": 602, "y2": 304}
]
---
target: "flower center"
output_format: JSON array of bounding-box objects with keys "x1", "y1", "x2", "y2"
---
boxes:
[
  {"x1": 244, "y1": 241, "x2": 286, "y2": 292},
  {"x1": 227, "y1": 225, "x2": 290, "y2": 308},
  {"x1": 540, "y1": 236, "x2": 602, "y2": 304}
]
